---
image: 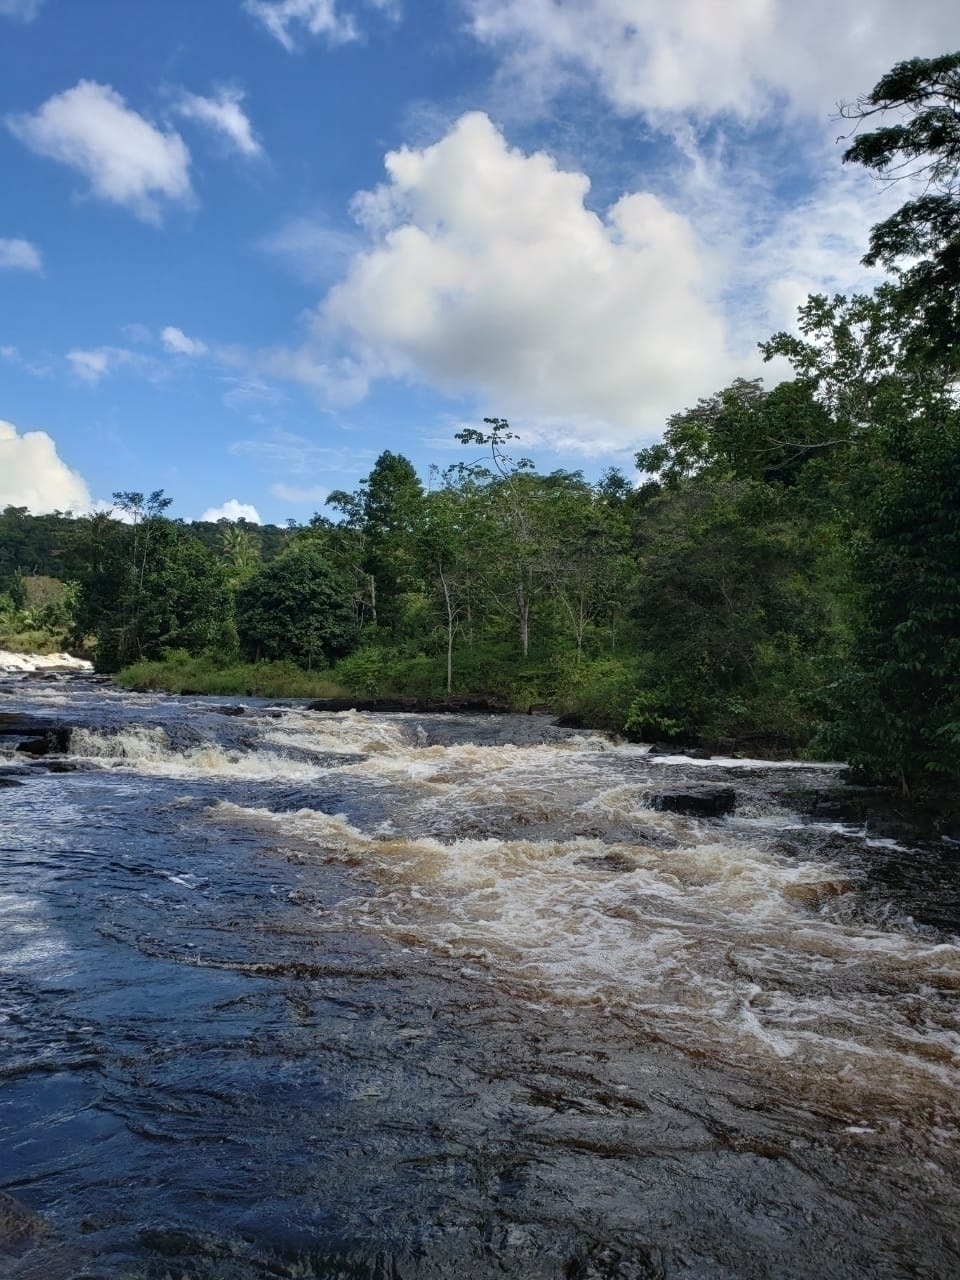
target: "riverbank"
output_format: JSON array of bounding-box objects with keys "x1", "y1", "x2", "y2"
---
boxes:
[
  {"x1": 100, "y1": 653, "x2": 959, "y2": 840},
  {"x1": 0, "y1": 648, "x2": 93, "y2": 675}
]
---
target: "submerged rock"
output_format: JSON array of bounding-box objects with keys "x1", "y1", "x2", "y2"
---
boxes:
[
  {"x1": 0, "y1": 1191, "x2": 45, "y2": 1257},
  {"x1": 0, "y1": 714, "x2": 72, "y2": 757},
  {"x1": 14, "y1": 728, "x2": 72, "y2": 756},
  {"x1": 648, "y1": 786, "x2": 736, "y2": 817}
]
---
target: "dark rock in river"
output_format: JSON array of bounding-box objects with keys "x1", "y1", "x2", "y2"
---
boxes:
[
  {"x1": 0, "y1": 1190, "x2": 94, "y2": 1278},
  {"x1": 307, "y1": 696, "x2": 510, "y2": 714},
  {"x1": 649, "y1": 786, "x2": 736, "y2": 817},
  {"x1": 30, "y1": 758, "x2": 80, "y2": 773},
  {"x1": 0, "y1": 1191, "x2": 45, "y2": 1257},
  {"x1": 554, "y1": 711, "x2": 586, "y2": 729},
  {"x1": 0, "y1": 713, "x2": 72, "y2": 757},
  {"x1": 14, "y1": 728, "x2": 72, "y2": 756}
]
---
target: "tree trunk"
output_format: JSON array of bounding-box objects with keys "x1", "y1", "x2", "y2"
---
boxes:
[{"x1": 439, "y1": 565, "x2": 454, "y2": 694}]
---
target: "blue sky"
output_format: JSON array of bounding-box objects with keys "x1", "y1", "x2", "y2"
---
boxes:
[{"x1": 1, "y1": 0, "x2": 957, "y2": 524}]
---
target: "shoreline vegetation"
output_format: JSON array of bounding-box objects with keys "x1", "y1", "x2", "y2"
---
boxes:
[
  {"x1": 112, "y1": 650, "x2": 642, "y2": 734},
  {"x1": 4, "y1": 645, "x2": 957, "y2": 844}
]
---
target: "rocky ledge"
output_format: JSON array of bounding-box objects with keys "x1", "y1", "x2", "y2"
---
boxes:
[
  {"x1": 306, "y1": 696, "x2": 511, "y2": 714},
  {"x1": 0, "y1": 649, "x2": 93, "y2": 676}
]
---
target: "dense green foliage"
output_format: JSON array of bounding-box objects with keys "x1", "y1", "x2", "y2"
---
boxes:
[
  {"x1": 2, "y1": 49, "x2": 957, "y2": 799},
  {"x1": 841, "y1": 52, "x2": 960, "y2": 373},
  {"x1": 236, "y1": 543, "x2": 358, "y2": 668}
]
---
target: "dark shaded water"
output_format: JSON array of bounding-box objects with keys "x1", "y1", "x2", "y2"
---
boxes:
[{"x1": 1, "y1": 678, "x2": 959, "y2": 1278}]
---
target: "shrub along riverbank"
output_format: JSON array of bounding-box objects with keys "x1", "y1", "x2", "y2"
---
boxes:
[{"x1": 114, "y1": 647, "x2": 798, "y2": 753}]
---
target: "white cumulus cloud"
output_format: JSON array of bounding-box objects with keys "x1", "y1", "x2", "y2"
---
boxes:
[
  {"x1": 464, "y1": 0, "x2": 960, "y2": 122},
  {"x1": 173, "y1": 86, "x2": 263, "y2": 158},
  {"x1": 200, "y1": 499, "x2": 262, "y2": 523},
  {"x1": 0, "y1": 419, "x2": 92, "y2": 514},
  {"x1": 0, "y1": 236, "x2": 42, "y2": 271},
  {"x1": 161, "y1": 326, "x2": 208, "y2": 357},
  {"x1": 245, "y1": 0, "x2": 357, "y2": 50},
  {"x1": 6, "y1": 80, "x2": 192, "y2": 224},
  {"x1": 285, "y1": 111, "x2": 734, "y2": 450}
]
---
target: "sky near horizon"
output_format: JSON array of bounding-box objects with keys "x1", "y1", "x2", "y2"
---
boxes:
[{"x1": 1, "y1": 1, "x2": 957, "y2": 525}]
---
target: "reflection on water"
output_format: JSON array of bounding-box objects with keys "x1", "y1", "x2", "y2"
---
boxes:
[{"x1": 1, "y1": 680, "x2": 958, "y2": 1277}]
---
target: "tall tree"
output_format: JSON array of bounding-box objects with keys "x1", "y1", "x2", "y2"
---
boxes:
[
  {"x1": 455, "y1": 419, "x2": 546, "y2": 658},
  {"x1": 840, "y1": 51, "x2": 960, "y2": 372},
  {"x1": 328, "y1": 451, "x2": 424, "y2": 633},
  {"x1": 236, "y1": 543, "x2": 359, "y2": 669}
]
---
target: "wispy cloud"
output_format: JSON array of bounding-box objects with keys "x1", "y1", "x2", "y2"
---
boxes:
[
  {"x1": 0, "y1": 236, "x2": 42, "y2": 272},
  {"x1": 244, "y1": 0, "x2": 358, "y2": 51},
  {"x1": 6, "y1": 80, "x2": 192, "y2": 224},
  {"x1": 270, "y1": 482, "x2": 329, "y2": 503},
  {"x1": 258, "y1": 214, "x2": 360, "y2": 284},
  {"x1": 173, "y1": 85, "x2": 263, "y2": 159},
  {"x1": 161, "y1": 325, "x2": 208, "y2": 357},
  {"x1": 67, "y1": 345, "x2": 159, "y2": 384},
  {"x1": 0, "y1": 0, "x2": 44, "y2": 22},
  {"x1": 230, "y1": 428, "x2": 371, "y2": 475},
  {"x1": 1, "y1": 344, "x2": 52, "y2": 377}
]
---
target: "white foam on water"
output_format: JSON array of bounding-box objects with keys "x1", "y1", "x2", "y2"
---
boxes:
[
  {"x1": 69, "y1": 725, "x2": 332, "y2": 783},
  {"x1": 262, "y1": 709, "x2": 413, "y2": 758},
  {"x1": 65, "y1": 705, "x2": 956, "y2": 1116},
  {"x1": 0, "y1": 649, "x2": 93, "y2": 674},
  {"x1": 210, "y1": 792, "x2": 960, "y2": 1112},
  {"x1": 650, "y1": 754, "x2": 841, "y2": 769}
]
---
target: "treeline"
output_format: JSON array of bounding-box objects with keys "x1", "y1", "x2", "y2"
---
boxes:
[
  {"x1": 0, "y1": 505, "x2": 291, "y2": 593},
  {"x1": 2, "y1": 51, "x2": 958, "y2": 798}
]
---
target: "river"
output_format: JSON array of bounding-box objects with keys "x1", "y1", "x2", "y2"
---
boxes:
[{"x1": 1, "y1": 677, "x2": 958, "y2": 1278}]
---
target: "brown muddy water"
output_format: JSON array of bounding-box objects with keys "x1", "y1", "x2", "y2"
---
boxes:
[{"x1": 1, "y1": 679, "x2": 958, "y2": 1278}]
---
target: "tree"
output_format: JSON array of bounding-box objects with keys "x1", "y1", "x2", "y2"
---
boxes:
[
  {"x1": 328, "y1": 451, "x2": 425, "y2": 633},
  {"x1": 818, "y1": 407, "x2": 960, "y2": 794},
  {"x1": 840, "y1": 51, "x2": 960, "y2": 371},
  {"x1": 218, "y1": 520, "x2": 261, "y2": 583},
  {"x1": 8, "y1": 567, "x2": 27, "y2": 611},
  {"x1": 455, "y1": 419, "x2": 546, "y2": 658},
  {"x1": 67, "y1": 505, "x2": 231, "y2": 670},
  {"x1": 417, "y1": 478, "x2": 473, "y2": 694},
  {"x1": 236, "y1": 543, "x2": 358, "y2": 669},
  {"x1": 636, "y1": 377, "x2": 838, "y2": 489}
]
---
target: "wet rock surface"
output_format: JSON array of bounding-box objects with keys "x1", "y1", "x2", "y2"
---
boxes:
[
  {"x1": 307, "y1": 695, "x2": 511, "y2": 714},
  {"x1": 648, "y1": 785, "x2": 737, "y2": 816}
]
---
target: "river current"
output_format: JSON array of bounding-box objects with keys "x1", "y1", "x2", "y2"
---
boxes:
[{"x1": 1, "y1": 678, "x2": 958, "y2": 1278}]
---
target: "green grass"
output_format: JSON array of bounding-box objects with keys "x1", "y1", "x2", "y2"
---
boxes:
[
  {"x1": 115, "y1": 654, "x2": 349, "y2": 699},
  {"x1": 0, "y1": 627, "x2": 70, "y2": 655}
]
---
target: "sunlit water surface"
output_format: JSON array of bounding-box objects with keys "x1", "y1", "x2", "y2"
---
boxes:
[{"x1": 1, "y1": 678, "x2": 958, "y2": 1278}]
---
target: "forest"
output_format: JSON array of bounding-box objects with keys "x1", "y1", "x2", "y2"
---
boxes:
[{"x1": 2, "y1": 51, "x2": 959, "y2": 801}]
